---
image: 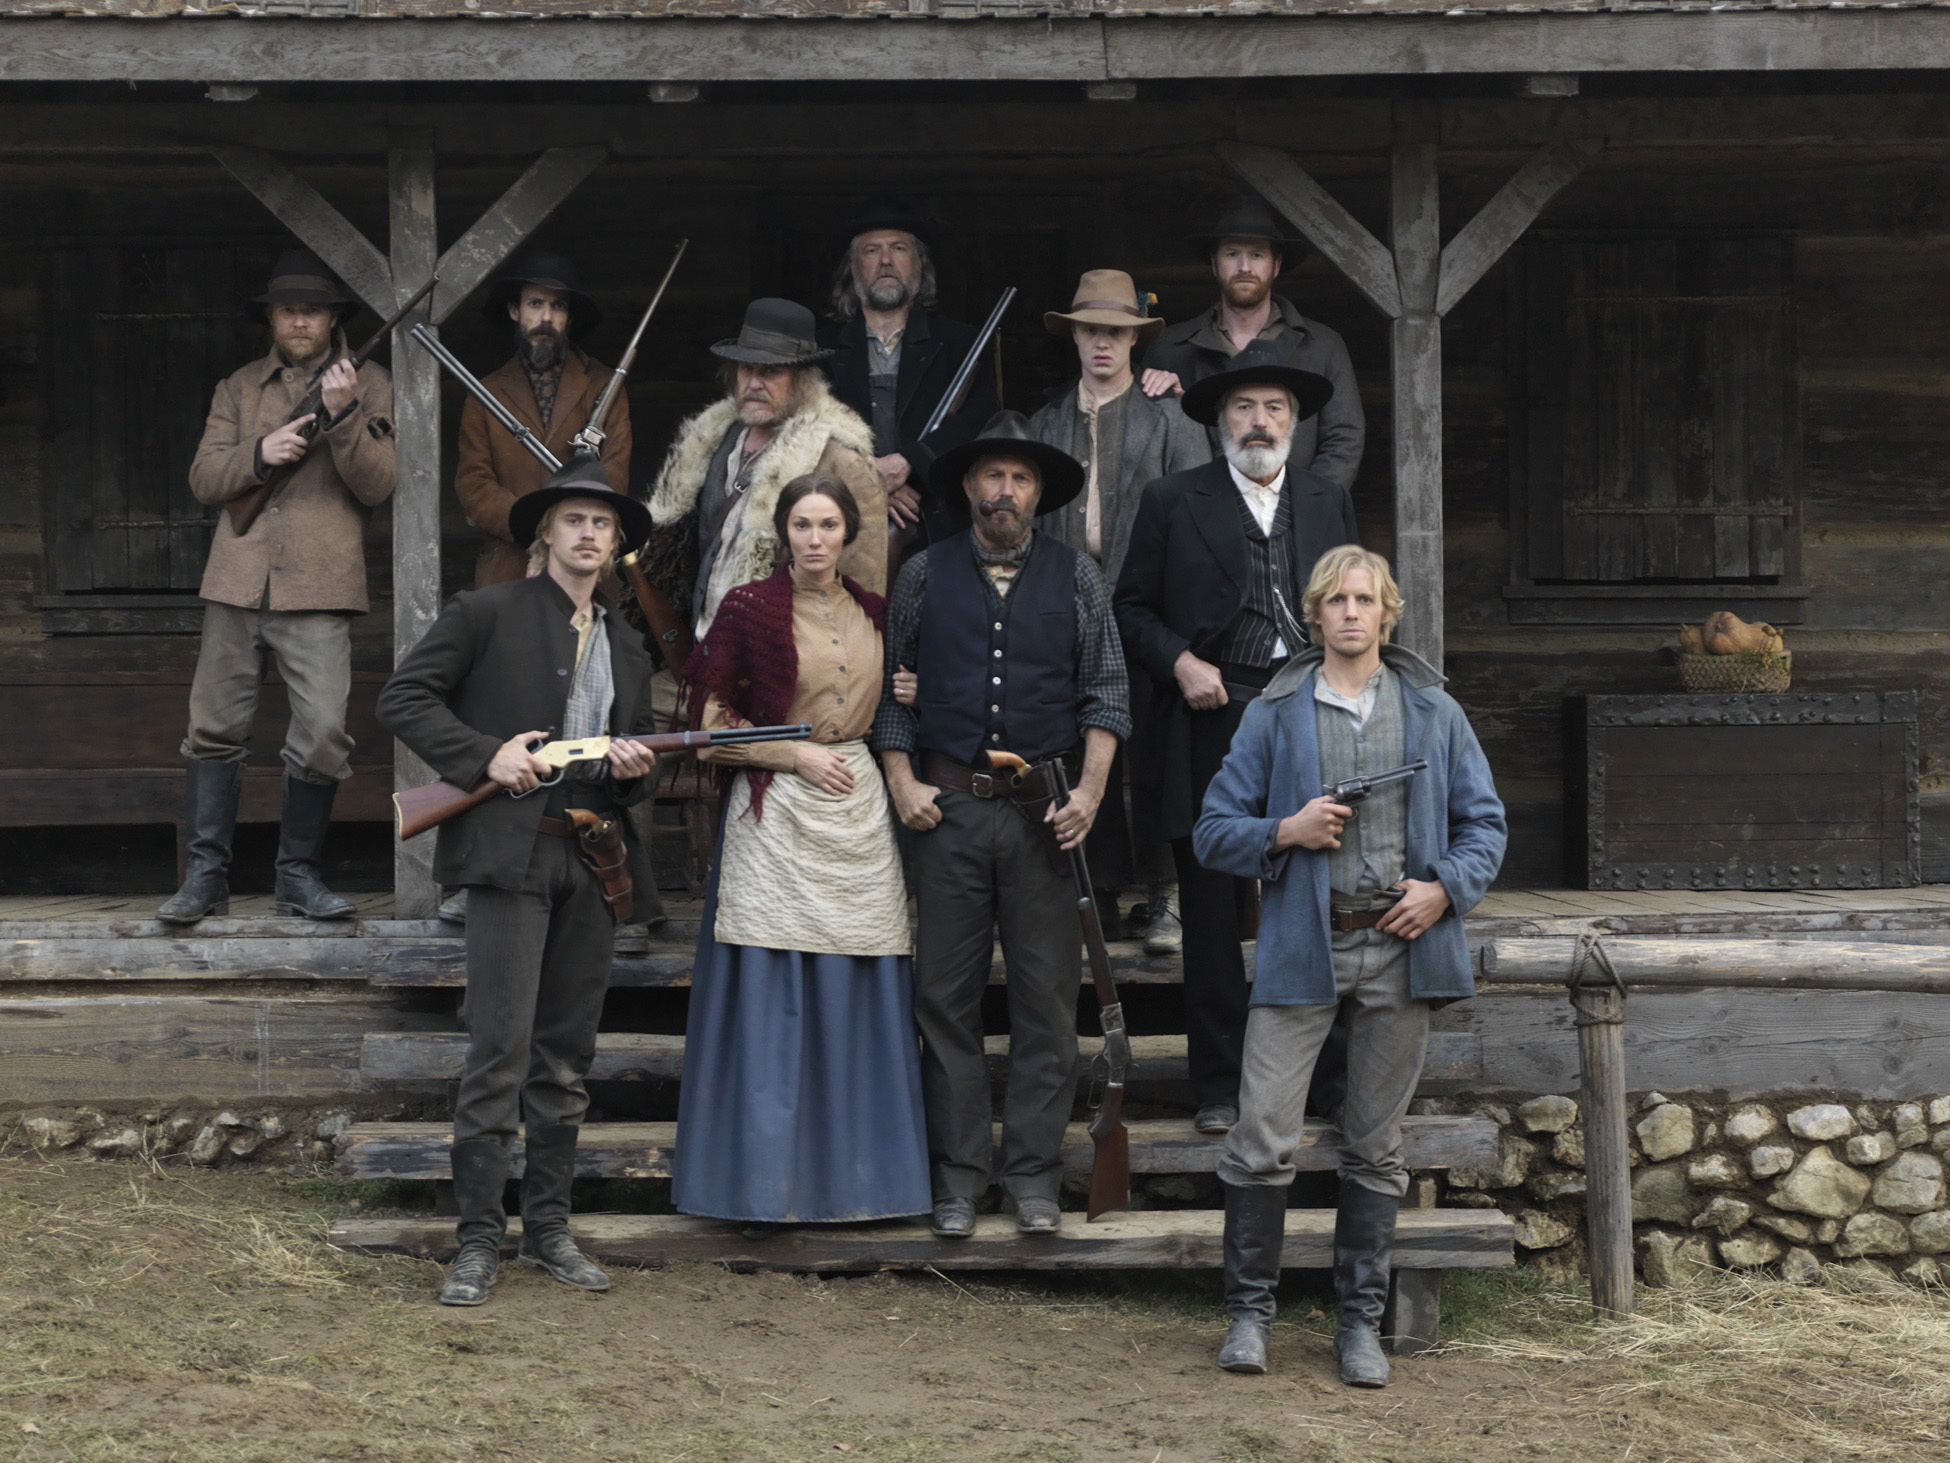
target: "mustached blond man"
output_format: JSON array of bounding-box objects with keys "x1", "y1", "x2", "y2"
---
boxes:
[{"x1": 1192, "y1": 546, "x2": 1505, "y2": 1385}]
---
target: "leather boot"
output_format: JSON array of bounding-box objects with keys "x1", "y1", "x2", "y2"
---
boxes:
[
  {"x1": 1332, "y1": 1182, "x2": 1399, "y2": 1388},
  {"x1": 274, "y1": 774, "x2": 356, "y2": 919},
  {"x1": 517, "y1": 1124, "x2": 611, "y2": 1291},
  {"x1": 157, "y1": 758, "x2": 242, "y2": 925},
  {"x1": 440, "y1": 1137, "x2": 511, "y2": 1306},
  {"x1": 1217, "y1": 1181, "x2": 1288, "y2": 1374}
]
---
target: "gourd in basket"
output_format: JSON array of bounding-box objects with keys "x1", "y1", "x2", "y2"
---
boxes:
[{"x1": 1676, "y1": 611, "x2": 1791, "y2": 692}]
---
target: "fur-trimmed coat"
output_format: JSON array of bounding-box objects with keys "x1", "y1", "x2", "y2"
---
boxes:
[{"x1": 646, "y1": 374, "x2": 887, "y2": 630}]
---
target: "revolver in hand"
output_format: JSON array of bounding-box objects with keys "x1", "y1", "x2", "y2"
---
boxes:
[{"x1": 1327, "y1": 759, "x2": 1428, "y2": 822}]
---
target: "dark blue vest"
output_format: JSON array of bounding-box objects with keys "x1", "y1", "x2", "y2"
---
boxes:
[{"x1": 916, "y1": 531, "x2": 1080, "y2": 766}]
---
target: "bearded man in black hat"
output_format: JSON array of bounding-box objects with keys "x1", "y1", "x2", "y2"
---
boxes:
[
  {"x1": 1114, "y1": 344, "x2": 1358, "y2": 1138},
  {"x1": 817, "y1": 197, "x2": 1001, "y2": 551},
  {"x1": 1139, "y1": 196, "x2": 1365, "y2": 489},
  {"x1": 455, "y1": 252, "x2": 632, "y2": 590},
  {"x1": 160, "y1": 248, "x2": 397, "y2": 927},
  {"x1": 872, "y1": 412, "x2": 1130, "y2": 1241},
  {"x1": 378, "y1": 460, "x2": 661, "y2": 1307},
  {"x1": 650, "y1": 297, "x2": 886, "y2": 638}
]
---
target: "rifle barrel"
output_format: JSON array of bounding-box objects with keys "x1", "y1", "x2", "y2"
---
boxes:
[
  {"x1": 920, "y1": 285, "x2": 1016, "y2": 441},
  {"x1": 580, "y1": 239, "x2": 688, "y2": 451},
  {"x1": 410, "y1": 324, "x2": 562, "y2": 473}
]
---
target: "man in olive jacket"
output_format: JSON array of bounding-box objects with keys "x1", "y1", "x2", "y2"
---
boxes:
[
  {"x1": 379, "y1": 464, "x2": 659, "y2": 1307},
  {"x1": 160, "y1": 249, "x2": 396, "y2": 928}
]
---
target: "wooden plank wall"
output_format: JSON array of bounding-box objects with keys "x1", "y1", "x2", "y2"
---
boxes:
[{"x1": 1, "y1": 100, "x2": 1948, "y2": 885}]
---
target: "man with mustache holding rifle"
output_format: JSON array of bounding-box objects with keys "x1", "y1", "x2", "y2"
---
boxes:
[{"x1": 379, "y1": 461, "x2": 661, "y2": 1308}]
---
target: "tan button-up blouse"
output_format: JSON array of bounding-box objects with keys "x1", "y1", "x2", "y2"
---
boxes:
[{"x1": 701, "y1": 578, "x2": 882, "y2": 771}]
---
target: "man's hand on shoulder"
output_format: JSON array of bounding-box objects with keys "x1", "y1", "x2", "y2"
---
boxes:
[
  {"x1": 1378, "y1": 877, "x2": 1451, "y2": 941},
  {"x1": 1139, "y1": 368, "x2": 1183, "y2": 399}
]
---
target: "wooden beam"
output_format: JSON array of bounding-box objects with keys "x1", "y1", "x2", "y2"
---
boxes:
[
  {"x1": 326, "y1": 1207, "x2": 1517, "y2": 1273},
  {"x1": 429, "y1": 145, "x2": 608, "y2": 324},
  {"x1": 388, "y1": 131, "x2": 442, "y2": 920},
  {"x1": 1389, "y1": 133, "x2": 1444, "y2": 668},
  {"x1": 1435, "y1": 137, "x2": 1600, "y2": 317},
  {"x1": 1216, "y1": 141, "x2": 1400, "y2": 320},
  {"x1": 211, "y1": 146, "x2": 393, "y2": 313},
  {"x1": 1482, "y1": 935, "x2": 1950, "y2": 992}
]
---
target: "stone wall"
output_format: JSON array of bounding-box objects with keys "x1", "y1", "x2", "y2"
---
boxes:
[
  {"x1": 1422, "y1": 1090, "x2": 1950, "y2": 1288},
  {"x1": 4, "y1": 1099, "x2": 434, "y2": 1172}
]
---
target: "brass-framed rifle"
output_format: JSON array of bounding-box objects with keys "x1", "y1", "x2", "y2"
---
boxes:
[
  {"x1": 408, "y1": 319, "x2": 697, "y2": 677},
  {"x1": 988, "y1": 747, "x2": 1131, "y2": 1221},
  {"x1": 394, "y1": 722, "x2": 813, "y2": 840},
  {"x1": 225, "y1": 273, "x2": 438, "y2": 537},
  {"x1": 919, "y1": 285, "x2": 1016, "y2": 441},
  {"x1": 569, "y1": 239, "x2": 687, "y2": 460}
]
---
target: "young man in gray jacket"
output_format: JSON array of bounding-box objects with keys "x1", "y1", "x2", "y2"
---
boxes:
[{"x1": 1031, "y1": 270, "x2": 1209, "y2": 952}]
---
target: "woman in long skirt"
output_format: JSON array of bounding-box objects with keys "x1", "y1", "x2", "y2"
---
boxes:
[{"x1": 672, "y1": 473, "x2": 929, "y2": 1222}]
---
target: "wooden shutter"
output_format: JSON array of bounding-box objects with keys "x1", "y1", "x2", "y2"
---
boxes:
[
  {"x1": 42, "y1": 246, "x2": 263, "y2": 594},
  {"x1": 1523, "y1": 236, "x2": 1794, "y2": 583}
]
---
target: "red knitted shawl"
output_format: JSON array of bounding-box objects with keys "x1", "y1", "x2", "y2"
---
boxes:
[{"x1": 686, "y1": 566, "x2": 887, "y2": 818}]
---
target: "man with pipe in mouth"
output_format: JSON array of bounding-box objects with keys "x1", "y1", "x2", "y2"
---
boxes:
[
  {"x1": 872, "y1": 413, "x2": 1130, "y2": 1240},
  {"x1": 378, "y1": 459, "x2": 661, "y2": 1308}
]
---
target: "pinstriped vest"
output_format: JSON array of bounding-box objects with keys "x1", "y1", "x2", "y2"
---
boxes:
[{"x1": 1316, "y1": 664, "x2": 1407, "y2": 899}]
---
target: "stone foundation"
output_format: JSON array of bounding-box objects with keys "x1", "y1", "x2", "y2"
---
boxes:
[{"x1": 3, "y1": 1097, "x2": 440, "y2": 1172}]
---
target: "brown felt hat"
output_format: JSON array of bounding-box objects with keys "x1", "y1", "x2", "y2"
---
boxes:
[{"x1": 1043, "y1": 269, "x2": 1163, "y2": 345}]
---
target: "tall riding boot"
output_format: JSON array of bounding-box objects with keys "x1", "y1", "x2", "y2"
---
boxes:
[
  {"x1": 274, "y1": 774, "x2": 356, "y2": 919},
  {"x1": 1217, "y1": 1181, "x2": 1289, "y2": 1374},
  {"x1": 1332, "y1": 1182, "x2": 1400, "y2": 1388},
  {"x1": 440, "y1": 1137, "x2": 511, "y2": 1306},
  {"x1": 157, "y1": 758, "x2": 242, "y2": 926},
  {"x1": 517, "y1": 1124, "x2": 611, "y2": 1291}
]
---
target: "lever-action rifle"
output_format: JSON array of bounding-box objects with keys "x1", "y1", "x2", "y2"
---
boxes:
[
  {"x1": 226, "y1": 273, "x2": 439, "y2": 537},
  {"x1": 409, "y1": 318, "x2": 698, "y2": 677},
  {"x1": 919, "y1": 286, "x2": 1016, "y2": 441},
  {"x1": 1327, "y1": 758, "x2": 1428, "y2": 822},
  {"x1": 570, "y1": 239, "x2": 687, "y2": 460},
  {"x1": 989, "y1": 748, "x2": 1130, "y2": 1221},
  {"x1": 395, "y1": 722, "x2": 813, "y2": 840}
]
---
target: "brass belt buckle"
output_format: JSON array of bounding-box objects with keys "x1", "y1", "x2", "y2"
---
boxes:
[{"x1": 970, "y1": 772, "x2": 995, "y2": 798}]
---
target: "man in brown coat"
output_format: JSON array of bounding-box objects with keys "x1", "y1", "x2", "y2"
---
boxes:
[
  {"x1": 454, "y1": 253, "x2": 632, "y2": 588},
  {"x1": 159, "y1": 248, "x2": 397, "y2": 926}
]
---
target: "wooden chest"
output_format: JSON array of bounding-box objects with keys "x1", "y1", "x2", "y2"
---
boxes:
[{"x1": 1570, "y1": 693, "x2": 1919, "y2": 890}]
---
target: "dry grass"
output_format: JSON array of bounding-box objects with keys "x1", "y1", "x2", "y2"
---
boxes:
[{"x1": 1450, "y1": 1271, "x2": 1950, "y2": 1460}]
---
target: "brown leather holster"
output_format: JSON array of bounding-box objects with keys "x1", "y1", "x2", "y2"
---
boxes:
[{"x1": 542, "y1": 809, "x2": 634, "y2": 923}]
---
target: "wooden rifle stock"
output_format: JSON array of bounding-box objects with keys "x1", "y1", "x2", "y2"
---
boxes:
[
  {"x1": 226, "y1": 273, "x2": 439, "y2": 536},
  {"x1": 394, "y1": 722, "x2": 811, "y2": 840},
  {"x1": 619, "y1": 550, "x2": 695, "y2": 677}
]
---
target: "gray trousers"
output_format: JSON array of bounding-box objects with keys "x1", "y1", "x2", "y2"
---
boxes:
[
  {"x1": 454, "y1": 833, "x2": 615, "y2": 1147},
  {"x1": 1219, "y1": 927, "x2": 1430, "y2": 1199},
  {"x1": 913, "y1": 789, "x2": 1080, "y2": 1203},
  {"x1": 183, "y1": 601, "x2": 354, "y2": 783}
]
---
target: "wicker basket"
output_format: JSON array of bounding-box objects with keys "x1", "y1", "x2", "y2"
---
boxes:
[{"x1": 1678, "y1": 649, "x2": 1792, "y2": 693}]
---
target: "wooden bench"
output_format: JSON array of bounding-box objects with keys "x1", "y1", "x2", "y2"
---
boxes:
[{"x1": 327, "y1": 1208, "x2": 1515, "y2": 1353}]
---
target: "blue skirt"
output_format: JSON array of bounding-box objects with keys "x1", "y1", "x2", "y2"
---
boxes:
[{"x1": 672, "y1": 869, "x2": 932, "y2": 1223}]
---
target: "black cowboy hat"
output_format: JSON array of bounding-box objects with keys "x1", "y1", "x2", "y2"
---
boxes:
[
  {"x1": 1187, "y1": 195, "x2": 1307, "y2": 261},
  {"x1": 709, "y1": 297, "x2": 833, "y2": 367},
  {"x1": 836, "y1": 194, "x2": 935, "y2": 251},
  {"x1": 928, "y1": 410, "x2": 1086, "y2": 523},
  {"x1": 508, "y1": 454, "x2": 653, "y2": 558},
  {"x1": 1180, "y1": 341, "x2": 1335, "y2": 428},
  {"x1": 481, "y1": 251, "x2": 603, "y2": 334},
  {"x1": 247, "y1": 248, "x2": 358, "y2": 323}
]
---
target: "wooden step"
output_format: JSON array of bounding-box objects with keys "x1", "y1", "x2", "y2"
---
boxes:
[
  {"x1": 334, "y1": 1114, "x2": 1498, "y2": 1181},
  {"x1": 326, "y1": 1207, "x2": 1515, "y2": 1274},
  {"x1": 358, "y1": 1029, "x2": 1486, "y2": 1087}
]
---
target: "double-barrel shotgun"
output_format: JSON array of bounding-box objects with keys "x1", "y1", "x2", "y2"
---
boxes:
[
  {"x1": 919, "y1": 285, "x2": 1017, "y2": 441},
  {"x1": 394, "y1": 723, "x2": 813, "y2": 840},
  {"x1": 225, "y1": 273, "x2": 439, "y2": 537}
]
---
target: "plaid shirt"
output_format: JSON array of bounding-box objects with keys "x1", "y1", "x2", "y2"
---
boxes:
[
  {"x1": 871, "y1": 532, "x2": 1131, "y2": 756},
  {"x1": 563, "y1": 603, "x2": 616, "y2": 782}
]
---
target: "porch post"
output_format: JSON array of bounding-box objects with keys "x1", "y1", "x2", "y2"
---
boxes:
[
  {"x1": 1389, "y1": 118, "x2": 1445, "y2": 667},
  {"x1": 388, "y1": 130, "x2": 442, "y2": 918}
]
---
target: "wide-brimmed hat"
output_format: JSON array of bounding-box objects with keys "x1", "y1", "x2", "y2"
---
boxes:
[
  {"x1": 1044, "y1": 269, "x2": 1164, "y2": 345},
  {"x1": 709, "y1": 298, "x2": 832, "y2": 367},
  {"x1": 509, "y1": 454, "x2": 653, "y2": 558},
  {"x1": 836, "y1": 194, "x2": 935, "y2": 251},
  {"x1": 247, "y1": 248, "x2": 357, "y2": 322},
  {"x1": 1188, "y1": 195, "x2": 1306, "y2": 261},
  {"x1": 929, "y1": 410, "x2": 1086, "y2": 523},
  {"x1": 481, "y1": 251, "x2": 603, "y2": 335},
  {"x1": 1180, "y1": 341, "x2": 1335, "y2": 428}
]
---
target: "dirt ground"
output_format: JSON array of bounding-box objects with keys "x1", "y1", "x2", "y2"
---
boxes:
[{"x1": 1, "y1": 1154, "x2": 1946, "y2": 1463}]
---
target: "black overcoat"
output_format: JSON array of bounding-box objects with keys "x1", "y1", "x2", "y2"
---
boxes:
[
  {"x1": 1112, "y1": 458, "x2": 1359, "y2": 845},
  {"x1": 817, "y1": 307, "x2": 1001, "y2": 538},
  {"x1": 377, "y1": 572, "x2": 660, "y2": 891}
]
